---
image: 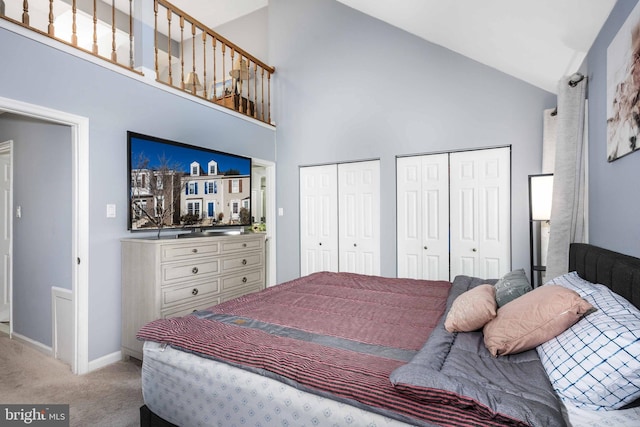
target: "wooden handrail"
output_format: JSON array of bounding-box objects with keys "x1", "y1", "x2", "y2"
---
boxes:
[
  {"x1": 155, "y1": 0, "x2": 275, "y2": 123},
  {"x1": 156, "y1": 0, "x2": 275, "y2": 75}
]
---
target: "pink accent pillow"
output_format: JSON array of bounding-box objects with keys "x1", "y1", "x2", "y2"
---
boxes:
[
  {"x1": 483, "y1": 285, "x2": 594, "y2": 357},
  {"x1": 445, "y1": 284, "x2": 497, "y2": 332}
]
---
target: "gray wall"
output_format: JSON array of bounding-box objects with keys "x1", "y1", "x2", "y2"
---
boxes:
[
  {"x1": 269, "y1": 0, "x2": 556, "y2": 283},
  {"x1": 586, "y1": 0, "x2": 640, "y2": 258},
  {"x1": 0, "y1": 115, "x2": 72, "y2": 346},
  {"x1": 0, "y1": 22, "x2": 275, "y2": 360},
  {"x1": 215, "y1": 7, "x2": 269, "y2": 64}
]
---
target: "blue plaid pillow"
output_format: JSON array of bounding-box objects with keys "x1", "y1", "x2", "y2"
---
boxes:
[
  {"x1": 536, "y1": 282, "x2": 640, "y2": 410},
  {"x1": 546, "y1": 271, "x2": 600, "y2": 297}
]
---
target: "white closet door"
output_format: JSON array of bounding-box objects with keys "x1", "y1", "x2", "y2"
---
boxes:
[
  {"x1": 397, "y1": 154, "x2": 449, "y2": 280},
  {"x1": 338, "y1": 160, "x2": 380, "y2": 275},
  {"x1": 300, "y1": 164, "x2": 338, "y2": 276},
  {"x1": 450, "y1": 147, "x2": 510, "y2": 279}
]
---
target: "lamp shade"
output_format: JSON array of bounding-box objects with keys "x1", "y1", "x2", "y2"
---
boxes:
[
  {"x1": 184, "y1": 71, "x2": 202, "y2": 91},
  {"x1": 530, "y1": 174, "x2": 554, "y2": 221},
  {"x1": 229, "y1": 57, "x2": 249, "y2": 80}
]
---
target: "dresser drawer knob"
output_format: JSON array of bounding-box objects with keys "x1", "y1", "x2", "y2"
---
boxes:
[
  {"x1": 192, "y1": 248, "x2": 198, "y2": 253},
  {"x1": 242, "y1": 259, "x2": 247, "y2": 265},
  {"x1": 242, "y1": 277, "x2": 248, "y2": 283},
  {"x1": 242, "y1": 243, "x2": 247, "y2": 247},
  {"x1": 192, "y1": 267, "x2": 199, "y2": 274},
  {"x1": 192, "y1": 288, "x2": 199, "y2": 296}
]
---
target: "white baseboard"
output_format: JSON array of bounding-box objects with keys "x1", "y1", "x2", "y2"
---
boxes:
[
  {"x1": 88, "y1": 350, "x2": 123, "y2": 372},
  {"x1": 11, "y1": 332, "x2": 122, "y2": 374},
  {"x1": 11, "y1": 332, "x2": 53, "y2": 356}
]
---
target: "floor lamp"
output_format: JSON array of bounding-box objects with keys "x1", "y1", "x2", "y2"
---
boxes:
[{"x1": 529, "y1": 174, "x2": 553, "y2": 287}]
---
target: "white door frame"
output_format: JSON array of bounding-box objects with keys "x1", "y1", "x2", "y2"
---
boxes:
[
  {"x1": 0, "y1": 96, "x2": 89, "y2": 374},
  {"x1": 0, "y1": 141, "x2": 12, "y2": 327},
  {"x1": 252, "y1": 158, "x2": 277, "y2": 287}
]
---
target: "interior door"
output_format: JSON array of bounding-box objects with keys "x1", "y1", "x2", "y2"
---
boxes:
[
  {"x1": 299, "y1": 164, "x2": 338, "y2": 276},
  {"x1": 397, "y1": 154, "x2": 449, "y2": 280},
  {"x1": 450, "y1": 147, "x2": 510, "y2": 279},
  {"x1": 0, "y1": 145, "x2": 10, "y2": 322},
  {"x1": 338, "y1": 160, "x2": 380, "y2": 275}
]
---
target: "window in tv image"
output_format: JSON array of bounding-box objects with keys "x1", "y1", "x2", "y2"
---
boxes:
[{"x1": 127, "y1": 132, "x2": 251, "y2": 235}]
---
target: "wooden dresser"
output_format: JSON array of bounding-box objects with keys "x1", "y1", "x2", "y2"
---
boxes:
[{"x1": 121, "y1": 232, "x2": 266, "y2": 360}]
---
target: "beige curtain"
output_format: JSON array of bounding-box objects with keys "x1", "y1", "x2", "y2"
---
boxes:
[{"x1": 545, "y1": 75, "x2": 588, "y2": 280}]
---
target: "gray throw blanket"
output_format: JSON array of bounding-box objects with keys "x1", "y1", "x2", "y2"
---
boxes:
[{"x1": 390, "y1": 275, "x2": 566, "y2": 427}]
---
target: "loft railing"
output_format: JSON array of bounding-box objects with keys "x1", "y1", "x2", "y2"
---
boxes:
[
  {"x1": 0, "y1": 0, "x2": 136, "y2": 70},
  {"x1": 0, "y1": 0, "x2": 275, "y2": 124},
  {"x1": 155, "y1": 0, "x2": 274, "y2": 124}
]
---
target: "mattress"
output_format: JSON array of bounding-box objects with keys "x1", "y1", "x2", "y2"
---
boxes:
[{"x1": 142, "y1": 341, "x2": 412, "y2": 427}]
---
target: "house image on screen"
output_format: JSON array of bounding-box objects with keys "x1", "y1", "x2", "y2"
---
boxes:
[
  {"x1": 181, "y1": 160, "x2": 250, "y2": 225},
  {"x1": 130, "y1": 167, "x2": 183, "y2": 229}
]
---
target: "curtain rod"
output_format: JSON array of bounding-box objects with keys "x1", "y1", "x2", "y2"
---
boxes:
[
  {"x1": 568, "y1": 72, "x2": 585, "y2": 87},
  {"x1": 550, "y1": 73, "x2": 585, "y2": 116}
]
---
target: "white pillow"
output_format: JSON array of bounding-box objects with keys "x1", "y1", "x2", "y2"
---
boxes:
[{"x1": 537, "y1": 282, "x2": 640, "y2": 410}]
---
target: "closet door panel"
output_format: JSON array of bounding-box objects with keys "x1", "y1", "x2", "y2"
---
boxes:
[
  {"x1": 450, "y1": 148, "x2": 510, "y2": 279},
  {"x1": 339, "y1": 160, "x2": 380, "y2": 276},
  {"x1": 300, "y1": 165, "x2": 338, "y2": 276},
  {"x1": 397, "y1": 158, "x2": 422, "y2": 279},
  {"x1": 450, "y1": 157, "x2": 479, "y2": 277},
  {"x1": 477, "y1": 149, "x2": 511, "y2": 277},
  {"x1": 397, "y1": 154, "x2": 449, "y2": 280}
]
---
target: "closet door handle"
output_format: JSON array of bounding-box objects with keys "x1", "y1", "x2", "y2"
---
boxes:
[
  {"x1": 423, "y1": 246, "x2": 428, "y2": 250},
  {"x1": 353, "y1": 243, "x2": 357, "y2": 247},
  {"x1": 472, "y1": 248, "x2": 477, "y2": 252}
]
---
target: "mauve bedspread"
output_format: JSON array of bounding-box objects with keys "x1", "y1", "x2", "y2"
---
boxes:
[{"x1": 137, "y1": 271, "x2": 546, "y2": 426}]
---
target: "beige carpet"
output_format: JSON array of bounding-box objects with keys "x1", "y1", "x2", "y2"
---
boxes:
[{"x1": 0, "y1": 332, "x2": 143, "y2": 426}]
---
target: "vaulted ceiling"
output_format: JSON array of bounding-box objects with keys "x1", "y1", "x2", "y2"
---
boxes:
[{"x1": 171, "y1": 0, "x2": 617, "y2": 93}]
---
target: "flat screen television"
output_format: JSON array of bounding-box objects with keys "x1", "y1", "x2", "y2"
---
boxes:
[{"x1": 127, "y1": 131, "x2": 252, "y2": 234}]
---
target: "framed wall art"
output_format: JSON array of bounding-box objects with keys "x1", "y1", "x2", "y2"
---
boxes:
[{"x1": 607, "y1": 1, "x2": 640, "y2": 162}]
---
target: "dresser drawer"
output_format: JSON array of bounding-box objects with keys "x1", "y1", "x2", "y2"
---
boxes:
[
  {"x1": 161, "y1": 241, "x2": 220, "y2": 262},
  {"x1": 220, "y1": 252, "x2": 263, "y2": 274},
  {"x1": 220, "y1": 269, "x2": 265, "y2": 293},
  {"x1": 162, "y1": 278, "x2": 220, "y2": 307},
  {"x1": 161, "y1": 296, "x2": 221, "y2": 318},
  {"x1": 220, "y1": 236, "x2": 264, "y2": 254},
  {"x1": 161, "y1": 258, "x2": 220, "y2": 284}
]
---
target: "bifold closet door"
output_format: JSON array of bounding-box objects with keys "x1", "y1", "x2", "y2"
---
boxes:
[
  {"x1": 338, "y1": 160, "x2": 380, "y2": 276},
  {"x1": 450, "y1": 147, "x2": 511, "y2": 279},
  {"x1": 300, "y1": 164, "x2": 338, "y2": 276},
  {"x1": 397, "y1": 154, "x2": 450, "y2": 280}
]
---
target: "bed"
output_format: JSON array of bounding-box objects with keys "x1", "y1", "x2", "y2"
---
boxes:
[{"x1": 137, "y1": 243, "x2": 640, "y2": 427}]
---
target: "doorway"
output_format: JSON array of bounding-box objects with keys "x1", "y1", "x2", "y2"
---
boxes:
[
  {"x1": 252, "y1": 158, "x2": 276, "y2": 287},
  {"x1": 0, "y1": 96, "x2": 89, "y2": 374}
]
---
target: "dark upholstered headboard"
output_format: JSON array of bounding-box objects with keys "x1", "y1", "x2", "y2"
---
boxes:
[{"x1": 569, "y1": 243, "x2": 640, "y2": 310}]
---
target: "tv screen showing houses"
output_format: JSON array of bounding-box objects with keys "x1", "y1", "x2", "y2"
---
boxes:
[{"x1": 127, "y1": 132, "x2": 252, "y2": 232}]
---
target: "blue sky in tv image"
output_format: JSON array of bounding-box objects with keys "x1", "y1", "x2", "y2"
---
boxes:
[{"x1": 130, "y1": 135, "x2": 251, "y2": 175}]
